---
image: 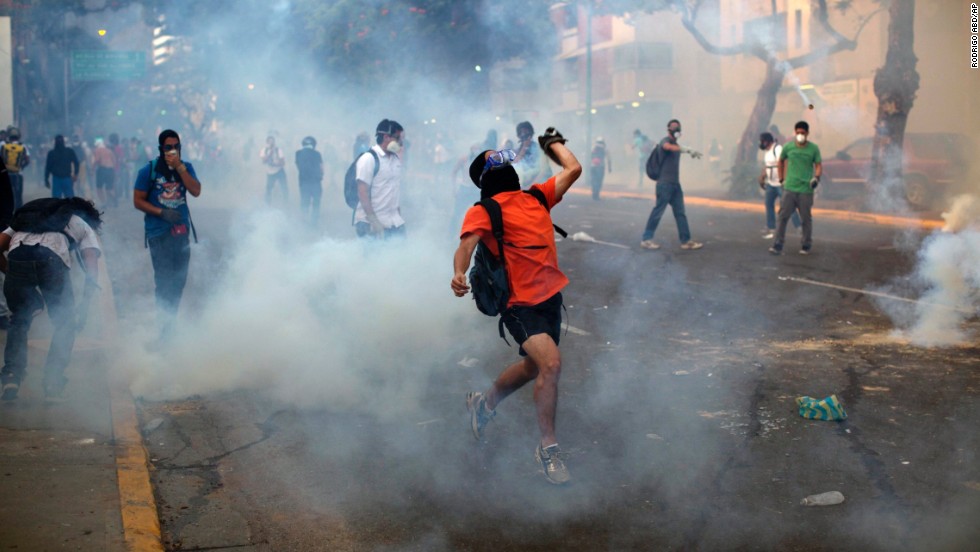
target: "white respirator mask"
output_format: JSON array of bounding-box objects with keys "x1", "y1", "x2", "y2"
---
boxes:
[
  {"x1": 796, "y1": 133, "x2": 807, "y2": 144},
  {"x1": 386, "y1": 140, "x2": 402, "y2": 154}
]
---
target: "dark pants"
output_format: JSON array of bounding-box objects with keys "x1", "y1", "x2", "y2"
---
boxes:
[
  {"x1": 642, "y1": 181, "x2": 691, "y2": 243},
  {"x1": 266, "y1": 169, "x2": 288, "y2": 204},
  {"x1": 298, "y1": 179, "x2": 322, "y2": 226},
  {"x1": 590, "y1": 166, "x2": 605, "y2": 200},
  {"x1": 1, "y1": 245, "x2": 75, "y2": 390},
  {"x1": 9, "y1": 172, "x2": 24, "y2": 209},
  {"x1": 774, "y1": 190, "x2": 814, "y2": 251},
  {"x1": 148, "y1": 231, "x2": 191, "y2": 340}
]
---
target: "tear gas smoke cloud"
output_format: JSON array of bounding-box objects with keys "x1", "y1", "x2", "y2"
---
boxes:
[
  {"x1": 873, "y1": 204, "x2": 980, "y2": 346},
  {"x1": 118, "y1": 211, "x2": 478, "y2": 417}
]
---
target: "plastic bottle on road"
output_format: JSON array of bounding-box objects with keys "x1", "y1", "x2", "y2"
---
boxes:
[{"x1": 800, "y1": 491, "x2": 845, "y2": 506}]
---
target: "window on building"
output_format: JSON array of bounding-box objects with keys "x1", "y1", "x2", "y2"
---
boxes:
[
  {"x1": 562, "y1": 58, "x2": 578, "y2": 92},
  {"x1": 795, "y1": 10, "x2": 802, "y2": 49}
]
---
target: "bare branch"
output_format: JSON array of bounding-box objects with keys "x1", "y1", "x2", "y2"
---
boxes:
[{"x1": 787, "y1": 6, "x2": 886, "y2": 68}]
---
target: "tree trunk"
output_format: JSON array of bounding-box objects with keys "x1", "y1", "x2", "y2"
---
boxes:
[
  {"x1": 735, "y1": 60, "x2": 786, "y2": 165},
  {"x1": 869, "y1": 0, "x2": 919, "y2": 201}
]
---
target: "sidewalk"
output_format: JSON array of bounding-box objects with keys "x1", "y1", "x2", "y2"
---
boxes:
[
  {"x1": 0, "y1": 250, "x2": 161, "y2": 550},
  {"x1": 0, "y1": 337, "x2": 128, "y2": 551}
]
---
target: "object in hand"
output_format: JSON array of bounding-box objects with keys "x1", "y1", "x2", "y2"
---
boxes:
[{"x1": 538, "y1": 128, "x2": 566, "y2": 164}]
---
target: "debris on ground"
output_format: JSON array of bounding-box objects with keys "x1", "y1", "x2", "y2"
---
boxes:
[{"x1": 796, "y1": 394, "x2": 847, "y2": 421}]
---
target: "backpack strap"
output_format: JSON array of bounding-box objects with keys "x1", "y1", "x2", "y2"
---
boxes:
[
  {"x1": 143, "y1": 160, "x2": 198, "y2": 247},
  {"x1": 523, "y1": 187, "x2": 568, "y2": 238},
  {"x1": 477, "y1": 198, "x2": 511, "y2": 345},
  {"x1": 350, "y1": 150, "x2": 381, "y2": 225}
]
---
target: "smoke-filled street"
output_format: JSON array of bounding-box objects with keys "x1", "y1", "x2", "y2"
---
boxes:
[{"x1": 116, "y1": 193, "x2": 978, "y2": 551}]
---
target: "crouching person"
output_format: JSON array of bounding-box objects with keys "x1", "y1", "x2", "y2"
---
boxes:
[
  {"x1": 451, "y1": 128, "x2": 582, "y2": 485},
  {"x1": 0, "y1": 198, "x2": 103, "y2": 400}
]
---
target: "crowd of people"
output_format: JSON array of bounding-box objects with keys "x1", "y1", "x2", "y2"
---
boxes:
[{"x1": 0, "y1": 115, "x2": 822, "y2": 486}]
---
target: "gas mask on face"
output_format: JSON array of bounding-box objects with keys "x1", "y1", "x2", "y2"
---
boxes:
[{"x1": 796, "y1": 133, "x2": 807, "y2": 144}]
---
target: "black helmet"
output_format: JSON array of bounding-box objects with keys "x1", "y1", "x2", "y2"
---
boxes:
[{"x1": 302, "y1": 136, "x2": 316, "y2": 148}]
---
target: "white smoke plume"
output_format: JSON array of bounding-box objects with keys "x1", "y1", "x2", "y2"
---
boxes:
[{"x1": 878, "y1": 198, "x2": 980, "y2": 345}]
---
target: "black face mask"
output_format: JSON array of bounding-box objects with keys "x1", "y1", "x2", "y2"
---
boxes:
[{"x1": 759, "y1": 142, "x2": 771, "y2": 150}]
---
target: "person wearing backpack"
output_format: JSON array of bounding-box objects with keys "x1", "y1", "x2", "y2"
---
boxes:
[
  {"x1": 451, "y1": 128, "x2": 582, "y2": 485},
  {"x1": 639, "y1": 119, "x2": 704, "y2": 251},
  {"x1": 2, "y1": 127, "x2": 30, "y2": 209},
  {"x1": 0, "y1": 197, "x2": 103, "y2": 400},
  {"x1": 295, "y1": 136, "x2": 324, "y2": 228},
  {"x1": 133, "y1": 129, "x2": 202, "y2": 345},
  {"x1": 353, "y1": 119, "x2": 405, "y2": 239}
]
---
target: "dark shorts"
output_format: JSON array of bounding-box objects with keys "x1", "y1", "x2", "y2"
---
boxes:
[
  {"x1": 96, "y1": 167, "x2": 114, "y2": 189},
  {"x1": 502, "y1": 292, "x2": 563, "y2": 357}
]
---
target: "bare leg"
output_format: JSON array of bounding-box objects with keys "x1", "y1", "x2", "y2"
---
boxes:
[{"x1": 503, "y1": 333, "x2": 562, "y2": 448}]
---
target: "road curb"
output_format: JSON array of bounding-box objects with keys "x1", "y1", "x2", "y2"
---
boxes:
[
  {"x1": 95, "y1": 248, "x2": 164, "y2": 551},
  {"x1": 571, "y1": 188, "x2": 945, "y2": 230},
  {"x1": 110, "y1": 378, "x2": 164, "y2": 552}
]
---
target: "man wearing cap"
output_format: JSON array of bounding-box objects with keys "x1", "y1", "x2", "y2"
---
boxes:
[
  {"x1": 354, "y1": 119, "x2": 405, "y2": 239},
  {"x1": 451, "y1": 128, "x2": 582, "y2": 485}
]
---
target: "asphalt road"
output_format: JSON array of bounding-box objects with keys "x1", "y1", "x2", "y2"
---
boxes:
[{"x1": 111, "y1": 189, "x2": 978, "y2": 552}]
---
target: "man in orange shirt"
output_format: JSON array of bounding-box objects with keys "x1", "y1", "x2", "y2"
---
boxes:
[{"x1": 451, "y1": 129, "x2": 581, "y2": 485}]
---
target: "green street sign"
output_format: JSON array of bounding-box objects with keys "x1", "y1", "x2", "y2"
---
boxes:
[{"x1": 71, "y1": 50, "x2": 146, "y2": 81}]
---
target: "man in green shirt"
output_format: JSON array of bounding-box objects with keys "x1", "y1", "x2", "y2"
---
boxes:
[{"x1": 770, "y1": 121, "x2": 821, "y2": 255}]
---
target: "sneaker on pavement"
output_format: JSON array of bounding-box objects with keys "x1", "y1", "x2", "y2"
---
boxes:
[
  {"x1": 2, "y1": 381, "x2": 20, "y2": 401},
  {"x1": 680, "y1": 241, "x2": 704, "y2": 250},
  {"x1": 535, "y1": 444, "x2": 571, "y2": 485},
  {"x1": 768, "y1": 246, "x2": 782, "y2": 255},
  {"x1": 762, "y1": 232, "x2": 774, "y2": 240},
  {"x1": 640, "y1": 240, "x2": 661, "y2": 250},
  {"x1": 799, "y1": 248, "x2": 811, "y2": 255},
  {"x1": 466, "y1": 392, "x2": 495, "y2": 440}
]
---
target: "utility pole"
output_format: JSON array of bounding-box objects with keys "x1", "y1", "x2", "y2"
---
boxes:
[{"x1": 584, "y1": 1, "x2": 593, "y2": 161}]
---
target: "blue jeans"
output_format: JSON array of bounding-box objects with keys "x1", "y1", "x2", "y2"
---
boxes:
[
  {"x1": 1, "y1": 246, "x2": 75, "y2": 389},
  {"x1": 642, "y1": 181, "x2": 691, "y2": 243},
  {"x1": 52, "y1": 176, "x2": 74, "y2": 198},
  {"x1": 9, "y1": 172, "x2": 23, "y2": 209},
  {"x1": 148, "y1": 231, "x2": 191, "y2": 340},
  {"x1": 765, "y1": 185, "x2": 800, "y2": 230}
]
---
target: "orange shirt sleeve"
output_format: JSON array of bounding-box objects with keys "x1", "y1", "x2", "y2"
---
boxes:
[
  {"x1": 530, "y1": 177, "x2": 560, "y2": 210},
  {"x1": 459, "y1": 204, "x2": 491, "y2": 241}
]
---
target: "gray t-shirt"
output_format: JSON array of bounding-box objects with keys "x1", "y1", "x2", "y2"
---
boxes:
[{"x1": 658, "y1": 136, "x2": 681, "y2": 184}]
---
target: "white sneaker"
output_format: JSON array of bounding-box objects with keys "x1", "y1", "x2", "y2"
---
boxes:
[
  {"x1": 680, "y1": 241, "x2": 704, "y2": 250},
  {"x1": 640, "y1": 240, "x2": 661, "y2": 250},
  {"x1": 762, "y1": 232, "x2": 774, "y2": 240}
]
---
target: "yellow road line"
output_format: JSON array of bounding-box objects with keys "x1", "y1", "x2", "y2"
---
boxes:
[
  {"x1": 569, "y1": 188, "x2": 944, "y2": 230},
  {"x1": 96, "y1": 247, "x2": 164, "y2": 551},
  {"x1": 111, "y1": 380, "x2": 164, "y2": 552}
]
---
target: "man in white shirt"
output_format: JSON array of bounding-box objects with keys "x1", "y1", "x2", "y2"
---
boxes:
[
  {"x1": 354, "y1": 119, "x2": 406, "y2": 239},
  {"x1": 758, "y1": 132, "x2": 799, "y2": 239},
  {"x1": 0, "y1": 198, "x2": 103, "y2": 400}
]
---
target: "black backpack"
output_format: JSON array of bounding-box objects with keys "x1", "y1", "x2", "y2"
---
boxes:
[
  {"x1": 469, "y1": 187, "x2": 567, "y2": 320},
  {"x1": 343, "y1": 150, "x2": 379, "y2": 209},
  {"x1": 10, "y1": 198, "x2": 77, "y2": 235},
  {"x1": 645, "y1": 143, "x2": 666, "y2": 181}
]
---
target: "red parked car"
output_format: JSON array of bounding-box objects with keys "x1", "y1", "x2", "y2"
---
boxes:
[{"x1": 820, "y1": 133, "x2": 976, "y2": 210}]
